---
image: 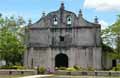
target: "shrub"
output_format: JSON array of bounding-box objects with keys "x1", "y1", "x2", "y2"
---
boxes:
[
  {"x1": 73, "y1": 65, "x2": 80, "y2": 70},
  {"x1": 0, "y1": 65, "x2": 26, "y2": 69},
  {"x1": 87, "y1": 66, "x2": 95, "y2": 71},
  {"x1": 0, "y1": 65, "x2": 9, "y2": 69},
  {"x1": 117, "y1": 64, "x2": 120, "y2": 68},
  {"x1": 38, "y1": 66, "x2": 46, "y2": 74},
  {"x1": 66, "y1": 67, "x2": 76, "y2": 72},
  {"x1": 112, "y1": 64, "x2": 120, "y2": 71},
  {"x1": 73, "y1": 65, "x2": 84, "y2": 71},
  {"x1": 11, "y1": 65, "x2": 26, "y2": 69},
  {"x1": 58, "y1": 67, "x2": 66, "y2": 70},
  {"x1": 112, "y1": 67, "x2": 117, "y2": 71}
]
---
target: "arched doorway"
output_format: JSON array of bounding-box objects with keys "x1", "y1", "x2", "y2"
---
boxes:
[{"x1": 55, "y1": 53, "x2": 68, "y2": 67}]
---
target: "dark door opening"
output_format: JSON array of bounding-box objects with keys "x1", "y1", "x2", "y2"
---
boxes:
[
  {"x1": 59, "y1": 36, "x2": 64, "y2": 42},
  {"x1": 112, "y1": 60, "x2": 117, "y2": 67},
  {"x1": 55, "y1": 53, "x2": 68, "y2": 67}
]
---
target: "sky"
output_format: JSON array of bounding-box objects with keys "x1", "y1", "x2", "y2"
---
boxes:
[{"x1": 0, "y1": 0, "x2": 120, "y2": 29}]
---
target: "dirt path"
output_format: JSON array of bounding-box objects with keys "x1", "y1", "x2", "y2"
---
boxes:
[{"x1": 18, "y1": 75, "x2": 52, "y2": 78}]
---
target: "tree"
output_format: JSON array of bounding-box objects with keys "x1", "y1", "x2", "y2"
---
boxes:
[
  {"x1": 102, "y1": 15, "x2": 120, "y2": 58},
  {"x1": 0, "y1": 14, "x2": 25, "y2": 65}
]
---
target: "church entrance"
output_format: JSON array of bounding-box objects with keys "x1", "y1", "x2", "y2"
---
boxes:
[{"x1": 55, "y1": 53, "x2": 68, "y2": 67}]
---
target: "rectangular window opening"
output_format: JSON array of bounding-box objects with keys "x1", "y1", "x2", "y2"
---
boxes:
[{"x1": 60, "y1": 36, "x2": 64, "y2": 42}]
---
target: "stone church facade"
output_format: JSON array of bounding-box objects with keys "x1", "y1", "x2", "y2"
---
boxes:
[{"x1": 24, "y1": 3, "x2": 102, "y2": 70}]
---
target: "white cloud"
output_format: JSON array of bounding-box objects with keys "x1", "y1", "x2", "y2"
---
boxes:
[
  {"x1": 99, "y1": 20, "x2": 109, "y2": 29},
  {"x1": 84, "y1": 0, "x2": 120, "y2": 11}
]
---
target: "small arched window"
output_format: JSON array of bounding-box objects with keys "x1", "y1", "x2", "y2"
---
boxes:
[
  {"x1": 67, "y1": 16, "x2": 72, "y2": 25},
  {"x1": 53, "y1": 16, "x2": 58, "y2": 25}
]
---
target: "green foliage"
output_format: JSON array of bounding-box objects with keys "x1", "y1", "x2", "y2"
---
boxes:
[
  {"x1": 0, "y1": 65, "x2": 26, "y2": 69},
  {"x1": 102, "y1": 43, "x2": 114, "y2": 53},
  {"x1": 101, "y1": 43, "x2": 117, "y2": 59},
  {"x1": 57, "y1": 66, "x2": 95, "y2": 72},
  {"x1": 11, "y1": 65, "x2": 26, "y2": 69},
  {"x1": 66, "y1": 66, "x2": 95, "y2": 72},
  {"x1": 73, "y1": 65, "x2": 95, "y2": 71},
  {"x1": 112, "y1": 64, "x2": 120, "y2": 71},
  {"x1": 38, "y1": 66, "x2": 46, "y2": 74},
  {"x1": 73, "y1": 65, "x2": 80, "y2": 70},
  {"x1": 101, "y1": 15, "x2": 120, "y2": 59},
  {"x1": 58, "y1": 67, "x2": 66, "y2": 70},
  {"x1": 87, "y1": 66, "x2": 95, "y2": 71},
  {"x1": 0, "y1": 14, "x2": 26, "y2": 65},
  {"x1": 73, "y1": 65, "x2": 84, "y2": 71},
  {"x1": 108, "y1": 52, "x2": 120, "y2": 59},
  {"x1": 0, "y1": 29, "x2": 25, "y2": 65},
  {"x1": 66, "y1": 67, "x2": 76, "y2": 72}
]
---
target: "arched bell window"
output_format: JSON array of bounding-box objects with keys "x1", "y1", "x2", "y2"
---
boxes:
[
  {"x1": 67, "y1": 16, "x2": 72, "y2": 25},
  {"x1": 53, "y1": 16, "x2": 58, "y2": 25}
]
